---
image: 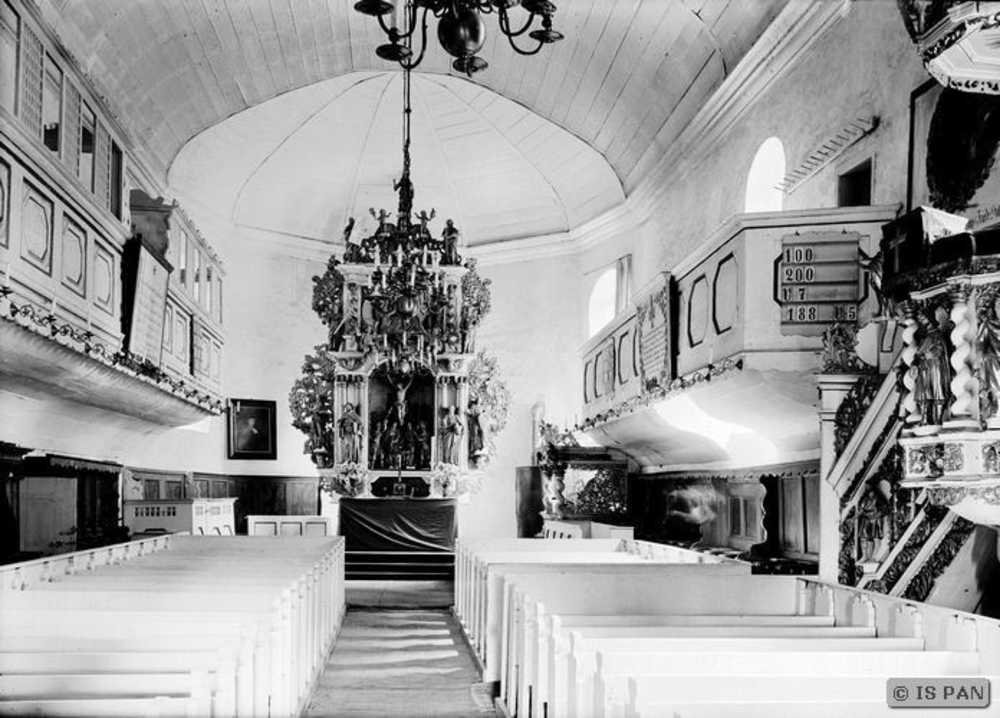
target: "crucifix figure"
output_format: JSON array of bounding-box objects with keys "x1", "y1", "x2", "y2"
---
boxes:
[{"x1": 389, "y1": 374, "x2": 413, "y2": 426}]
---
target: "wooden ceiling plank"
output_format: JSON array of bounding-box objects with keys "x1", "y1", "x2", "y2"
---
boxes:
[
  {"x1": 578, "y1": 0, "x2": 670, "y2": 145},
  {"x1": 181, "y1": 0, "x2": 247, "y2": 110},
  {"x1": 596, "y1": 9, "x2": 690, "y2": 158},
  {"x1": 201, "y1": 0, "x2": 265, "y2": 106},
  {"x1": 223, "y1": 0, "x2": 278, "y2": 101},
  {"x1": 566, "y1": 0, "x2": 648, "y2": 143},
  {"x1": 625, "y1": 46, "x2": 725, "y2": 190},
  {"x1": 325, "y1": 0, "x2": 355, "y2": 74},
  {"x1": 529, "y1": 0, "x2": 599, "y2": 119},
  {"x1": 138, "y1": 1, "x2": 221, "y2": 139},
  {"x1": 584, "y1": 6, "x2": 684, "y2": 152},
  {"x1": 269, "y1": 0, "x2": 310, "y2": 90},
  {"x1": 288, "y1": 0, "x2": 323, "y2": 85},
  {"x1": 247, "y1": 0, "x2": 291, "y2": 91},
  {"x1": 547, "y1": 0, "x2": 614, "y2": 127}
]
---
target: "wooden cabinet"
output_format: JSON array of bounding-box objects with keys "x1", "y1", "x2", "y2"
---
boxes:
[{"x1": 124, "y1": 498, "x2": 235, "y2": 536}]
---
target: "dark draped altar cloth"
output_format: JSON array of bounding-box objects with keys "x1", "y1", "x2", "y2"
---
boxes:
[{"x1": 339, "y1": 498, "x2": 457, "y2": 552}]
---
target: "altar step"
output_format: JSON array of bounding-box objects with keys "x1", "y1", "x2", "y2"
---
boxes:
[{"x1": 346, "y1": 551, "x2": 455, "y2": 581}]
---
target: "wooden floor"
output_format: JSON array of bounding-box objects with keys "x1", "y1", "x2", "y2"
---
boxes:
[{"x1": 305, "y1": 582, "x2": 495, "y2": 717}]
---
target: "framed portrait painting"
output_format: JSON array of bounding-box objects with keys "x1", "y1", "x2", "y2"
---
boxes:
[{"x1": 227, "y1": 398, "x2": 277, "y2": 460}]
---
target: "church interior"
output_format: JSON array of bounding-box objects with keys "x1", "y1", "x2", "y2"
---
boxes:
[{"x1": 3, "y1": 0, "x2": 1000, "y2": 716}]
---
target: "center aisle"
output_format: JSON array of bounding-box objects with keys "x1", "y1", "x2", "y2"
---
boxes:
[{"x1": 305, "y1": 583, "x2": 495, "y2": 717}]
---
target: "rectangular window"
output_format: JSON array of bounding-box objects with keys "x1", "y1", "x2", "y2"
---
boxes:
[
  {"x1": 0, "y1": 1, "x2": 18, "y2": 115},
  {"x1": 109, "y1": 141, "x2": 122, "y2": 218},
  {"x1": 215, "y1": 274, "x2": 223, "y2": 323},
  {"x1": 42, "y1": 53, "x2": 61, "y2": 154},
  {"x1": 178, "y1": 230, "x2": 188, "y2": 286},
  {"x1": 204, "y1": 265, "x2": 213, "y2": 311},
  {"x1": 79, "y1": 103, "x2": 95, "y2": 190},
  {"x1": 193, "y1": 250, "x2": 202, "y2": 304},
  {"x1": 838, "y1": 158, "x2": 872, "y2": 207}
]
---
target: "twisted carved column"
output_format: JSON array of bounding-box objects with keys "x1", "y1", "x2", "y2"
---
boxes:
[
  {"x1": 899, "y1": 301, "x2": 921, "y2": 425},
  {"x1": 948, "y1": 284, "x2": 976, "y2": 425}
]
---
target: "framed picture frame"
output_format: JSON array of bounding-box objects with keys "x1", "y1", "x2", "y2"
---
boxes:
[
  {"x1": 227, "y1": 398, "x2": 277, "y2": 460},
  {"x1": 907, "y1": 78, "x2": 941, "y2": 213}
]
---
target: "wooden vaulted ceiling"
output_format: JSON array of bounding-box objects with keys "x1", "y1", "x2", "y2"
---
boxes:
[
  {"x1": 41, "y1": 0, "x2": 788, "y2": 180},
  {"x1": 39, "y1": 0, "x2": 788, "y2": 243}
]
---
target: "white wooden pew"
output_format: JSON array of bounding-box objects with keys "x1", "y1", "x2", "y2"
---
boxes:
[
  {"x1": 561, "y1": 632, "x2": 928, "y2": 718},
  {"x1": 504, "y1": 570, "x2": 769, "y2": 717},
  {"x1": 454, "y1": 539, "x2": 626, "y2": 629},
  {"x1": 611, "y1": 672, "x2": 980, "y2": 718},
  {"x1": 0, "y1": 536, "x2": 345, "y2": 718}
]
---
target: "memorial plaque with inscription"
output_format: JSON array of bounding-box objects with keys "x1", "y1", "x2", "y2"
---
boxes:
[
  {"x1": 639, "y1": 286, "x2": 672, "y2": 387},
  {"x1": 774, "y1": 232, "x2": 861, "y2": 336},
  {"x1": 126, "y1": 243, "x2": 170, "y2": 362}
]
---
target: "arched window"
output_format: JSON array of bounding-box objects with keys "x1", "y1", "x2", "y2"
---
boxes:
[
  {"x1": 588, "y1": 268, "x2": 617, "y2": 337},
  {"x1": 744, "y1": 137, "x2": 785, "y2": 213}
]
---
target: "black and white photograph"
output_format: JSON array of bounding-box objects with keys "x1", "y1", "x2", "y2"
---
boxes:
[{"x1": 1, "y1": 1, "x2": 999, "y2": 716}]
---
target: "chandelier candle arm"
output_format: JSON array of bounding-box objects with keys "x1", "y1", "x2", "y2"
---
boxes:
[{"x1": 356, "y1": 0, "x2": 563, "y2": 76}]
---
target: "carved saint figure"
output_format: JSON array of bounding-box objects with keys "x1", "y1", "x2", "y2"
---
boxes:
[
  {"x1": 337, "y1": 402, "x2": 363, "y2": 464},
  {"x1": 977, "y1": 294, "x2": 1000, "y2": 421},
  {"x1": 914, "y1": 310, "x2": 952, "y2": 426},
  {"x1": 857, "y1": 482, "x2": 888, "y2": 563},
  {"x1": 413, "y1": 420, "x2": 431, "y2": 469},
  {"x1": 441, "y1": 405, "x2": 465, "y2": 465},
  {"x1": 414, "y1": 208, "x2": 435, "y2": 237},
  {"x1": 442, "y1": 219, "x2": 461, "y2": 265},
  {"x1": 370, "y1": 208, "x2": 392, "y2": 236},
  {"x1": 369, "y1": 417, "x2": 385, "y2": 469},
  {"x1": 467, "y1": 397, "x2": 485, "y2": 462}
]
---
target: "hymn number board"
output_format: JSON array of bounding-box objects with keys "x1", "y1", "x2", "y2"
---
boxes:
[{"x1": 774, "y1": 231, "x2": 862, "y2": 336}]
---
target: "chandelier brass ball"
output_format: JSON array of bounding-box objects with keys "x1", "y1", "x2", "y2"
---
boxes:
[
  {"x1": 437, "y1": 6, "x2": 486, "y2": 59},
  {"x1": 397, "y1": 295, "x2": 416, "y2": 316}
]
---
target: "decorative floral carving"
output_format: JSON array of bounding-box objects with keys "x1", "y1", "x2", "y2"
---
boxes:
[
  {"x1": 578, "y1": 357, "x2": 743, "y2": 431},
  {"x1": 320, "y1": 462, "x2": 371, "y2": 497},
  {"x1": 833, "y1": 372, "x2": 883, "y2": 460},
  {"x1": 982, "y1": 441, "x2": 1000, "y2": 474},
  {"x1": 467, "y1": 350, "x2": 510, "y2": 468},
  {"x1": 902, "y1": 516, "x2": 976, "y2": 602},
  {"x1": 572, "y1": 467, "x2": 628, "y2": 519},
  {"x1": 820, "y1": 321, "x2": 865, "y2": 374},
  {"x1": 460, "y1": 259, "x2": 492, "y2": 332},
  {"x1": 942, "y1": 442, "x2": 964, "y2": 472}
]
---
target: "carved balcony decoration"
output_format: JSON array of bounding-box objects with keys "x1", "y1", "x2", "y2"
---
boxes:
[
  {"x1": 899, "y1": 1, "x2": 1000, "y2": 95},
  {"x1": 2, "y1": 96, "x2": 224, "y2": 425},
  {"x1": 881, "y1": 207, "x2": 1000, "y2": 528},
  {"x1": 580, "y1": 206, "x2": 898, "y2": 472}
]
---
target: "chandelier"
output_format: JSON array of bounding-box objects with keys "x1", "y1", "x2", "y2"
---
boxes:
[
  {"x1": 334, "y1": 35, "x2": 483, "y2": 375},
  {"x1": 354, "y1": 0, "x2": 563, "y2": 76}
]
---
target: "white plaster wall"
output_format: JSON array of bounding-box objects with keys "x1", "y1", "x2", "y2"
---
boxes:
[{"x1": 458, "y1": 253, "x2": 584, "y2": 539}]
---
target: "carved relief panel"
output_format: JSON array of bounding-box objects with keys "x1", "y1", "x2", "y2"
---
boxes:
[
  {"x1": 60, "y1": 215, "x2": 86, "y2": 298},
  {"x1": 92, "y1": 240, "x2": 116, "y2": 318},
  {"x1": 21, "y1": 182, "x2": 53, "y2": 275}
]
